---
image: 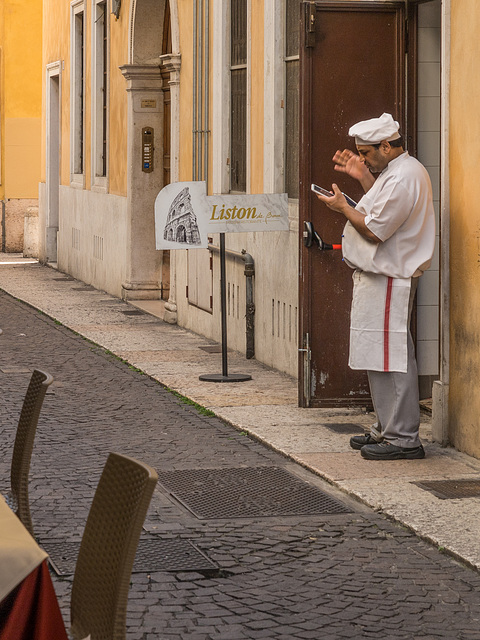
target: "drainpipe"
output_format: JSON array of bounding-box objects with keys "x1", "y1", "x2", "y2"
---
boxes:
[
  {"x1": 243, "y1": 249, "x2": 255, "y2": 359},
  {"x1": 204, "y1": 0, "x2": 209, "y2": 181},
  {"x1": 1, "y1": 200, "x2": 6, "y2": 253},
  {"x1": 208, "y1": 243, "x2": 255, "y2": 359},
  {"x1": 192, "y1": 0, "x2": 197, "y2": 178}
]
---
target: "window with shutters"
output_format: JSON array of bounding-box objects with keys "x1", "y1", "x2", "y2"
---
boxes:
[
  {"x1": 230, "y1": 0, "x2": 247, "y2": 193},
  {"x1": 71, "y1": 0, "x2": 85, "y2": 186},
  {"x1": 92, "y1": 0, "x2": 109, "y2": 188}
]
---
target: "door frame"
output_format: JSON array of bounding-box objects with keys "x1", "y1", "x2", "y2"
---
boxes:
[
  {"x1": 298, "y1": 0, "x2": 408, "y2": 407},
  {"x1": 45, "y1": 61, "x2": 62, "y2": 264}
]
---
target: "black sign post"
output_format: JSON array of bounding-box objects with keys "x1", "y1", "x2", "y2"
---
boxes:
[{"x1": 199, "y1": 233, "x2": 252, "y2": 383}]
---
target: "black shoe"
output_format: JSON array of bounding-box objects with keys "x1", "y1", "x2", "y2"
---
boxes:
[
  {"x1": 360, "y1": 442, "x2": 425, "y2": 460},
  {"x1": 350, "y1": 434, "x2": 380, "y2": 450}
]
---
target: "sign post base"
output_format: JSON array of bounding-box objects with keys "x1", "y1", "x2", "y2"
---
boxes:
[{"x1": 199, "y1": 373, "x2": 252, "y2": 383}]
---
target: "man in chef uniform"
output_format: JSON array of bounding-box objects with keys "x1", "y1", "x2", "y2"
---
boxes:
[{"x1": 314, "y1": 113, "x2": 435, "y2": 460}]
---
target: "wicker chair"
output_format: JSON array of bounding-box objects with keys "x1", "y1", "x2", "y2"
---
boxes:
[
  {"x1": 69, "y1": 452, "x2": 158, "y2": 640},
  {"x1": 4, "y1": 369, "x2": 53, "y2": 536}
]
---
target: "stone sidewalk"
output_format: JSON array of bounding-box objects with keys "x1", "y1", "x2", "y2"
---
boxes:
[{"x1": 1, "y1": 253, "x2": 480, "y2": 576}]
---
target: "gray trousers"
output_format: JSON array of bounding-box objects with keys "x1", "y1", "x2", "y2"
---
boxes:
[{"x1": 367, "y1": 278, "x2": 421, "y2": 448}]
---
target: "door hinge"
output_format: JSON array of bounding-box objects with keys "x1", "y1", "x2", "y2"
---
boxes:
[
  {"x1": 304, "y1": 2, "x2": 316, "y2": 48},
  {"x1": 299, "y1": 332, "x2": 312, "y2": 407}
]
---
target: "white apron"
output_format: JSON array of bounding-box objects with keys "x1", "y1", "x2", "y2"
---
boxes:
[{"x1": 349, "y1": 270, "x2": 411, "y2": 373}]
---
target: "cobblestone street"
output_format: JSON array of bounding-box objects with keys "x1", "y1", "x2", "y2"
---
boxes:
[{"x1": 2, "y1": 289, "x2": 480, "y2": 639}]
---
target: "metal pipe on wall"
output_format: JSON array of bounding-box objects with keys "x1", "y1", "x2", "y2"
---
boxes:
[
  {"x1": 1, "y1": 200, "x2": 6, "y2": 253},
  {"x1": 198, "y1": 0, "x2": 203, "y2": 180},
  {"x1": 192, "y1": 0, "x2": 209, "y2": 184},
  {"x1": 192, "y1": 0, "x2": 198, "y2": 179},
  {"x1": 204, "y1": 0, "x2": 209, "y2": 184}
]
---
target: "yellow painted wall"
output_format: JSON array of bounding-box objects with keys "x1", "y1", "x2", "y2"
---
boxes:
[
  {"x1": 178, "y1": 0, "x2": 193, "y2": 183},
  {"x1": 250, "y1": 0, "x2": 264, "y2": 194},
  {"x1": 1, "y1": 0, "x2": 42, "y2": 199},
  {"x1": 42, "y1": 0, "x2": 71, "y2": 186},
  {"x1": 449, "y1": 0, "x2": 480, "y2": 457},
  {"x1": 109, "y1": 9, "x2": 129, "y2": 196},
  {"x1": 42, "y1": 0, "x2": 129, "y2": 195}
]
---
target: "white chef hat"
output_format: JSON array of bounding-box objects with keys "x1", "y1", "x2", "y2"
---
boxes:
[{"x1": 348, "y1": 112, "x2": 401, "y2": 146}]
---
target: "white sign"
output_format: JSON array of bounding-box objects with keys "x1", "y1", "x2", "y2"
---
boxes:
[{"x1": 155, "y1": 181, "x2": 289, "y2": 250}]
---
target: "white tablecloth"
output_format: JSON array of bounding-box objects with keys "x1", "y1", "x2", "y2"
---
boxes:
[{"x1": 0, "y1": 496, "x2": 47, "y2": 602}]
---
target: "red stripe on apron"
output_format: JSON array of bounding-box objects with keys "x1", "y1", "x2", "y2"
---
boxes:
[{"x1": 383, "y1": 277, "x2": 393, "y2": 371}]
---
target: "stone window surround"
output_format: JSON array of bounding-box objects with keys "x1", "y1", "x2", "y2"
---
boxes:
[
  {"x1": 70, "y1": 0, "x2": 86, "y2": 188},
  {"x1": 91, "y1": 0, "x2": 109, "y2": 193}
]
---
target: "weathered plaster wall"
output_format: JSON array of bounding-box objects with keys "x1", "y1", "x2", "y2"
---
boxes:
[
  {"x1": 109, "y1": 4, "x2": 129, "y2": 196},
  {"x1": 449, "y1": 0, "x2": 480, "y2": 457},
  {"x1": 40, "y1": 0, "x2": 130, "y2": 288},
  {"x1": 0, "y1": 0, "x2": 42, "y2": 252},
  {"x1": 250, "y1": 1, "x2": 264, "y2": 194},
  {"x1": 173, "y1": 1, "x2": 298, "y2": 376},
  {"x1": 41, "y1": 0, "x2": 69, "y2": 185},
  {"x1": 41, "y1": 0, "x2": 128, "y2": 193}
]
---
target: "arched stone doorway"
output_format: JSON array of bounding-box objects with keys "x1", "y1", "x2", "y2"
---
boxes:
[{"x1": 119, "y1": 0, "x2": 180, "y2": 304}]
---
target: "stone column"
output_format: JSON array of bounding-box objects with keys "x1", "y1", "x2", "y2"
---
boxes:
[
  {"x1": 159, "y1": 53, "x2": 181, "y2": 324},
  {"x1": 120, "y1": 64, "x2": 164, "y2": 300}
]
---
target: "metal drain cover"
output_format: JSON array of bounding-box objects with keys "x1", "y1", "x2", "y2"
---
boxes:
[
  {"x1": 413, "y1": 479, "x2": 480, "y2": 499},
  {"x1": 322, "y1": 423, "x2": 365, "y2": 435},
  {"x1": 157, "y1": 466, "x2": 352, "y2": 519},
  {"x1": 199, "y1": 345, "x2": 223, "y2": 353},
  {"x1": 0, "y1": 367, "x2": 32, "y2": 374},
  {"x1": 122, "y1": 309, "x2": 146, "y2": 316},
  {"x1": 43, "y1": 538, "x2": 217, "y2": 576}
]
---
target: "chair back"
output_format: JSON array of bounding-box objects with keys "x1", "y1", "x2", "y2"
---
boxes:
[
  {"x1": 10, "y1": 369, "x2": 53, "y2": 536},
  {"x1": 70, "y1": 452, "x2": 158, "y2": 640}
]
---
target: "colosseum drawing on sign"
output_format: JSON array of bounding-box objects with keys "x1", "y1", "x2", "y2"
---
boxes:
[{"x1": 163, "y1": 187, "x2": 201, "y2": 245}]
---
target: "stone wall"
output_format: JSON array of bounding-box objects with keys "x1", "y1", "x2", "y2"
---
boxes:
[{"x1": 0, "y1": 199, "x2": 38, "y2": 252}]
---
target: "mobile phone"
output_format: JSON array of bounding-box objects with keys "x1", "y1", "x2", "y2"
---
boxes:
[
  {"x1": 311, "y1": 183, "x2": 357, "y2": 208},
  {"x1": 311, "y1": 183, "x2": 333, "y2": 197}
]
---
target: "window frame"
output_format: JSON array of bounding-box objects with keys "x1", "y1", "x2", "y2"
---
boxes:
[
  {"x1": 70, "y1": 0, "x2": 86, "y2": 187},
  {"x1": 229, "y1": 0, "x2": 248, "y2": 193},
  {"x1": 212, "y1": 0, "x2": 251, "y2": 195},
  {"x1": 91, "y1": 0, "x2": 109, "y2": 191}
]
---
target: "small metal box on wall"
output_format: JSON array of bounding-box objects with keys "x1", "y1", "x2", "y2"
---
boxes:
[{"x1": 142, "y1": 127, "x2": 154, "y2": 173}]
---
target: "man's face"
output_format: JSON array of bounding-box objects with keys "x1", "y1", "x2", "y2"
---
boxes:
[{"x1": 356, "y1": 143, "x2": 390, "y2": 174}]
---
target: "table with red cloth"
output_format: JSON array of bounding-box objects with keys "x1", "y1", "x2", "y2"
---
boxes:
[{"x1": 0, "y1": 496, "x2": 68, "y2": 640}]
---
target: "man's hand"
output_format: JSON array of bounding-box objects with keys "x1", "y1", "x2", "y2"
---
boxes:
[
  {"x1": 314, "y1": 184, "x2": 380, "y2": 243},
  {"x1": 332, "y1": 149, "x2": 375, "y2": 192},
  {"x1": 313, "y1": 183, "x2": 348, "y2": 214}
]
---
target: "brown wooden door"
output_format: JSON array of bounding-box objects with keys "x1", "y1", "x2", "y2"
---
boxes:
[{"x1": 299, "y1": 1, "x2": 407, "y2": 407}]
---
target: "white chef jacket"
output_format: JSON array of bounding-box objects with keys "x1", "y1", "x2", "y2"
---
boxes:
[
  {"x1": 342, "y1": 152, "x2": 435, "y2": 372},
  {"x1": 342, "y1": 152, "x2": 435, "y2": 279}
]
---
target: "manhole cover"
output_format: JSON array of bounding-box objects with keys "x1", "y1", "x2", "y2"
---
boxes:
[
  {"x1": 157, "y1": 466, "x2": 352, "y2": 519},
  {"x1": 42, "y1": 538, "x2": 217, "y2": 576},
  {"x1": 72, "y1": 285, "x2": 96, "y2": 291},
  {"x1": 53, "y1": 277, "x2": 75, "y2": 281},
  {"x1": 322, "y1": 423, "x2": 365, "y2": 435},
  {"x1": 413, "y1": 479, "x2": 480, "y2": 499},
  {"x1": 199, "y1": 345, "x2": 223, "y2": 353},
  {"x1": 122, "y1": 309, "x2": 146, "y2": 316},
  {"x1": 0, "y1": 366, "x2": 32, "y2": 374}
]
